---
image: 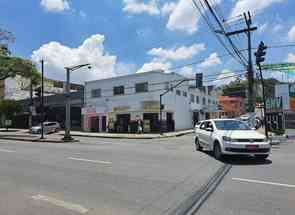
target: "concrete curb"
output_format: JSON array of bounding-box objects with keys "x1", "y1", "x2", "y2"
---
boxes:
[
  {"x1": 68, "y1": 131, "x2": 194, "y2": 140},
  {"x1": 0, "y1": 136, "x2": 70, "y2": 143},
  {"x1": 168, "y1": 164, "x2": 232, "y2": 215}
]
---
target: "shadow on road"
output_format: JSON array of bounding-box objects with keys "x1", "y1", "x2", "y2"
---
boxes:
[
  {"x1": 0, "y1": 129, "x2": 20, "y2": 132},
  {"x1": 201, "y1": 151, "x2": 272, "y2": 166}
]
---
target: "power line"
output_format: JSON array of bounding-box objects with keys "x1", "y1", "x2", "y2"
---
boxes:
[{"x1": 191, "y1": 0, "x2": 246, "y2": 67}]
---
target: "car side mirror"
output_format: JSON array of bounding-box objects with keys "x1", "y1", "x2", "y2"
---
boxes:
[{"x1": 206, "y1": 127, "x2": 213, "y2": 132}]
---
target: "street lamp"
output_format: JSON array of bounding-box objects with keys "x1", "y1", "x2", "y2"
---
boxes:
[{"x1": 62, "y1": 63, "x2": 91, "y2": 142}]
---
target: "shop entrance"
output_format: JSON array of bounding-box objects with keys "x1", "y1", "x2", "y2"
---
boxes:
[
  {"x1": 193, "y1": 112, "x2": 199, "y2": 125},
  {"x1": 116, "y1": 114, "x2": 130, "y2": 133},
  {"x1": 143, "y1": 113, "x2": 159, "y2": 132},
  {"x1": 101, "y1": 116, "x2": 107, "y2": 132},
  {"x1": 90, "y1": 116, "x2": 99, "y2": 132},
  {"x1": 166, "y1": 112, "x2": 174, "y2": 132}
]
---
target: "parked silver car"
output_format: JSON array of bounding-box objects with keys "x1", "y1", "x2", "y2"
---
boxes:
[{"x1": 31, "y1": 122, "x2": 60, "y2": 134}]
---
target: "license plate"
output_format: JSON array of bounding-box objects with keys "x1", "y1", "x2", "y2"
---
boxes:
[{"x1": 246, "y1": 145, "x2": 259, "y2": 150}]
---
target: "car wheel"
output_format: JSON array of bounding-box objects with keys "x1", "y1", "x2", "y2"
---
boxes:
[
  {"x1": 255, "y1": 154, "x2": 269, "y2": 160},
  {"x1": 195, "y1": 138, "x2": 203, "y2": 151},
  {"x1": 213, "y1": 143, "x2": 223, "y2": 160}
]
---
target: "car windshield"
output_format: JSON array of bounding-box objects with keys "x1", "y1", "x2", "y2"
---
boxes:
[{"x1": 214, "y1": 120, "x2": 251, "y2": 130}]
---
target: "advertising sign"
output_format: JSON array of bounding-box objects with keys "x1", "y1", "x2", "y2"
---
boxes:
[{"x1": 289, "y1": 84, "x2": 295, "y2": 110}]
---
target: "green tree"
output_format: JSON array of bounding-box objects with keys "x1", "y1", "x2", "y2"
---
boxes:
[
  {"x1": 0, "y1": 100, "x2": 22, "y2": 130},
  {"x1": 0, "y1": 28, "x2": 40, "y2": 84}
]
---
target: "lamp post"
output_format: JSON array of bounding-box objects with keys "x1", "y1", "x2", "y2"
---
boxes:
[{"x1": 62, "y1": 63, "x2": 91, "y2": 142}]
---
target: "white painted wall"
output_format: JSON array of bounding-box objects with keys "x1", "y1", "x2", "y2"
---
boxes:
[{"x1": 275, "y1": 84, "x2": 290, "y2": 110}]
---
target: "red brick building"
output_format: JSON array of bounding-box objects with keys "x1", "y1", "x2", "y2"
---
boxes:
[{"x1": 218, "y1": 96, "x2": 245, "y2": 118}]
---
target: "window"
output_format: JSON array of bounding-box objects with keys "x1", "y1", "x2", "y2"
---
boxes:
[
  {"x1": 183, "y1": 91, "x2": 187, "y2": 97},
  {"x1": 208, "y1": 99, "x2": 211, "y2": 104},
  {"x1": 196, "y1": 96, "x2": 199, "y2": 104},
  {"x1": 190, "y1": 94, "x2": 195, "y2": 103},
  {"x1": 202, "y1": 97, "x2": 206, "y2": 105},
  {"x1": 176, "y1": 90, "x2": 181, "y2": 96},
  {"x1": 113, "y1": 86, "x2": 124, "y2": 95},
  {"x1": 135, "y1": 82, "x2": 148, "y2": 93},
  {"x1": 91, "y1": 89, "x2": 101, "y2": 98}
]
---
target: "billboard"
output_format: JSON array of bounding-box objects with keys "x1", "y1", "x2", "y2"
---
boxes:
[
  {"x1": 289, "y1": 84, "x2": 295, "y2": 110},
  {"x1": 275, "y1": 84, "x2": 295, "y2": 111}
]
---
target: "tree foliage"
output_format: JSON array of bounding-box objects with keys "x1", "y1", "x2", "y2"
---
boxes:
[
  {"x1": 0, "y1": 28, "x2": 40, "y2": 85},
  {"x1": 0, "y1": 100, "x2": 22, "y2": 119}
]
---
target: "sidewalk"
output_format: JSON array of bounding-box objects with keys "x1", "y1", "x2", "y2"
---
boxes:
[
  {"x1": 0, "y1": 129, "x2": 64, "y2": 143},
  {"x1": 0, "y1": 129, "x2": 194, "y2": 143},
  {"x1": 68, "y1": 129, "x2": 194, "y2": 139}
]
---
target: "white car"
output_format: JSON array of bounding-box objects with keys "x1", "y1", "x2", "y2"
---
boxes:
[
  {"x1": 194, "y1": 119, "x2": 271, "y2": 160},
  {"x1": 31, "y1": 122, "x2": 60, "y2": 134},
  {"x1": 194, "y1": 121, "x2": 203, "y2": 133}
]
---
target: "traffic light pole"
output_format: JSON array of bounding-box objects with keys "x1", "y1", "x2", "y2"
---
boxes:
[
  {"x1": 63, "y1": 68, "x2": 73, "y2": 142},
  {"x1": 40, "y1": 59, "x2": 45, "y2": 139},
  {"x1": 258, "y1": 64, "x2": 268, "y2": 138}
]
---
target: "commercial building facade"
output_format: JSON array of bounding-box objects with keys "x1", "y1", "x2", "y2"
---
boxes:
[
  {"x1": 83, "y1": 71, "x2": 218, "y2": 133},
  {"x1": 0, "y1": 76, "x2": 84, "y2": 129},
  {"x1": 218, "y1": 96, "x2": 245, "y2": 118}
]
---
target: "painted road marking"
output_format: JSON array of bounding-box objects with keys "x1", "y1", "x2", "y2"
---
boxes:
[
  {"x1": 67, "y1": 157, "x2": 112, "y2": 165},
  {"x1": 232, "y1": 178, "x2": 295, "y2": 188},
  {"x1": 32, "y1": 194, "x2": 88, "y2": 214},
  {"x1": 0, "y1": 149, "x2": 16, "y2": 153}
]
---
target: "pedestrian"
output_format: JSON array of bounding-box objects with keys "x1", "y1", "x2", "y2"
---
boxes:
[{"x1": 137, "y1": 119, "x2": 143, "y2": 134}]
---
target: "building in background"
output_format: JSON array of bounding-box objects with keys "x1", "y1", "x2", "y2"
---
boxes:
[
  {"x1": 83, "y1": 71, "x2": 219, "y2": 133},
  {"x1": 0, "y1": 76, "x2": 84, "y2": 129},
  {"x1": 218, "y1": 96, "x2": 245, "y2": 118},
  {"x1": 271, "y1": 83, "x2": 295, "y2": 131}
]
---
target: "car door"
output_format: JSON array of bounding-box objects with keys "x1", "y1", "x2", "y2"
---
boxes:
[
  {"x1": 202, "y1": 121, "x2": 214, "y2": 148},
  {"x1": 197, "y1": 121, "x2": 207, "y2": 146}
]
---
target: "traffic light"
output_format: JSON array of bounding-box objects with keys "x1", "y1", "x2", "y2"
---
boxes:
[
  {"x1": 255, "y1": 41, "x2": 267, "y2": 65},
  {"x1": 35, "y1": 87, "x2": 41, "y2": 100},
  {"x1": 195, "y1": 73, "x2": 203, "y2": 89}
]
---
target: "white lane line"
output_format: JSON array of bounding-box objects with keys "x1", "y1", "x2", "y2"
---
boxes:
[
  {"x1": 32, "y1": 194, "x2": 88, "y2": 214},
  {"x1": 232, "y1": 178, "x2": 295, "y2": 188},
  {"x1": 67, "y1": 157, "x2": 112, "y2": 165},
  {"x1": 0, "y1": 149, "x2": 16, "y2": 153}
]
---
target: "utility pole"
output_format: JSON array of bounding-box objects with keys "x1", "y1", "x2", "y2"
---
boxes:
[
  {"x1": 62, "y1": 64, "x2": 91, "y2": 142},
  {"x1": 245, "y1": 12, "x2": 255, "y2": 113},
  {"x1": 219, "y1": 11, "x2": 257, "y2": 112},
  {"x1": 29, "y1": 78, "x2": 33, "y2": 129},
  {"x1": 63, "y1": 67, "x2": 73, "y2": 142},
  {"x1": 40, "y1": 59, "x2": 45, "y2": 139}
]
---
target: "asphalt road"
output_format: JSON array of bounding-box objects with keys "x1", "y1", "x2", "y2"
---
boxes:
[
  {"x1": 0, "y1": 134, "x2": 223, "y2": 215},
  {"x1": 196, "y1": 140, "x2": 295, "y2": 215}
]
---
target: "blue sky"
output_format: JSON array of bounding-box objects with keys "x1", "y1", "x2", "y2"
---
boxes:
[{"x1": 1, "y1": 0, "x2": 295, "y2": 83}]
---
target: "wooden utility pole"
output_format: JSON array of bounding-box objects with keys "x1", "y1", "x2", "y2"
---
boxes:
[{"x1": 224, "y1": 12, "x2": 257, "y2": 112}]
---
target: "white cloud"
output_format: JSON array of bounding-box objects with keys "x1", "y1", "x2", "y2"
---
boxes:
[
  {"x1": 230, "y1": 0, "x2": 284, "y2": 18},
  {"x1": 147, "y1": 43, "x2": 206, "y2": 61},
  {"x1": 214, "y1": 69, "x2": 238, "y2": 86},
  {"x1": 287, "y1": 53, "x2": 295, "y2": 63},
  {"x1": 273, "y1": 24, "x2": 283, "y2": 33},
  {"x1": 198, "y1": 52, "x2": 221, "y2": 68},
  {"x1": 31, "y1": 34, "x2": 119, "y2": 83},
  {"x1": 288, "y1": 25, "x2": 295, "y2": 42},
  {"x1": 40, "y1": 0, "x2": 70, "y2": 12},
  {"x1": 257, "y1": 22, "x2": 268, "y2": 34},
  {"x1": 166, "y1": 0, "x2": 221, "y2": 34},
  {"x1": 166, "y1": 0, "x2": 199, "y2": 34},
  {"x1": 79, "y1": 10, "x2": 87, "y2": 19},
  {"x1": 161, "y1": 2, "x2": 177, "y2": 17},
  {"x1": 178, "y1": 66, "x2": 194, "y2": 78},
  {"x1": 137, "y1": 58, "x2": 171, "y2": 73},
  {"x1": 123, "y1": 0, "x2": 160, "y2": 15}
]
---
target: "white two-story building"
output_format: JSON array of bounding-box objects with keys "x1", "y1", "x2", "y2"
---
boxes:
[{"x1": 83, "y1": 71, "x2": 218, "y2": 133}]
